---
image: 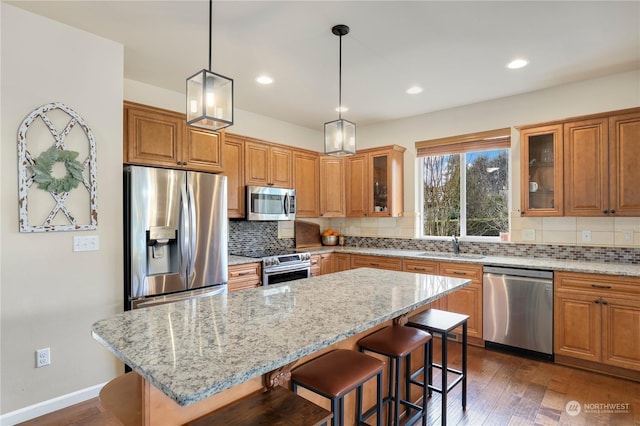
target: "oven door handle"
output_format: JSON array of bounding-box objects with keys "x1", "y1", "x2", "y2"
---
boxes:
[{"x1": 264, "y1": 263, "x2": 310, "y2": 275}]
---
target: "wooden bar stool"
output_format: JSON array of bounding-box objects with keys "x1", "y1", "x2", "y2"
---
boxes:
[
  {"x1": 291, "y1": 349, "x2": 385, "y2": 426},
  {"x1": 357, "y1": 325, "x2": 432, "y2": 426},
  {"x1": 407, "y1": 309, "x2": 469, "y2": 425}
]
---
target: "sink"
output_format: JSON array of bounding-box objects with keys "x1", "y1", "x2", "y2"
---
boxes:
[{"x1": 417, "y1": 252, "x2": 485, "y2": 260}]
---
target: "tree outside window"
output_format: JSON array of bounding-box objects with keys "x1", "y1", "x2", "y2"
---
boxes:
[{"x1": 422, "y1": 149, "x2": 509, "y2": 238}]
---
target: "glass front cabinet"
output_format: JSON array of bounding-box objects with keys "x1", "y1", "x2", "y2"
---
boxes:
[{"x1": 520, "y1": 124, "x2": 563, "y2": 216}]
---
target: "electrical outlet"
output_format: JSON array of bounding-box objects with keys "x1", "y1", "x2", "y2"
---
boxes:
[
  {"x1": 522, "y1": 229, "x2": 535, "y2": 241},
  {"x1": 36, "y1": 348, "x2": 50, "y2": 368},
  {"x1": 623, "y1": 231, "x2": 633, "y2": 243},
  {"x1": 581, "y1": 230, "x2": 592, "y2": 243},
  {"x1": 73, "y1": 235, "x2": 99, "y2": 252}
]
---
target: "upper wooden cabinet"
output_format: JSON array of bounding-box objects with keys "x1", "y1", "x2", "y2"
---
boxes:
[
  {"x1": 608, "y1": 111, "x2": 640, "y2": 216},
  {"x1": 520, "y1": 124, "x2": 564, "y2": 216},
  {"x1": 564, "y1": 118, "x2": 609, "y2": 216},
  {"x1": 319, "y1": 156, "x2": 346, "y2": 217},
  {"x1": 245, "y1": 140, "x2": 292, "y2": 188},
  {"x1": 292, "y1": 150, "x2": 320, "y2": 218},
  {"x1": 519, "y1": 107, "x2": 640, "y2": 217},
  {"x1": 223, "y1": 134, "x2": 245, "y2": 218},
  {"x1": 124, "y1": 101, "x2": 223, "y2": 173},
  {"x1": 345, "y1": 145, "x2": 405, "y2": 217}
]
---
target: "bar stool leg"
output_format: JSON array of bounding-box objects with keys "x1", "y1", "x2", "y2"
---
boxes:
[
  {"x1": 394, "y1": 356, "x2": 401, "y2": 426},
  {"x1": 462, "y1": 321, "x2": 467, "y2": 410},
  {"x1": 428, "y1": 335, "x2": 433, "y2": 397},
  {"x1": 376, "y1": 371, "x2": 383, "y2": 426},
  {"x1": 404, "y1": 353, "x2": 412, "y2": 419},
  {"x1": 422, "y1": 341, "x2": 428, "y2": 426},
  {"x1": 441, "y1": 331, "x2": 447, "y2": 426}
]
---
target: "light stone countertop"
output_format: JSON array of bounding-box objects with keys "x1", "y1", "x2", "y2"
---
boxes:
[
  {"x1": 92, "y1": 268, "x2": 470, "y2": 407},
  {"x1": 290, "y1": 246, "x2": 640, "y2": 278}
]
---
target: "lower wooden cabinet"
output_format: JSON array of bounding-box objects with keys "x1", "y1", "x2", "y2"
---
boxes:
[
  {"x1": 310, "y1": 255, "x2": 321, "y2": 277},
  {"x1": 436, "y1": 262, "x2": 483, "y2": 340},
  {"x1": 334, "y1": 253, "x2": 351, "y2": 272},
  {"x1": 350, "y1": 254, "x2": 402, "y2": 271},
  {"x1": 311, "y1": 253, "x2": 335, "y2": 276},
  {"x1": 555, "y1": 271, "x2": 640, "y2": 374},
  {"x1": 319, "y1": 253, "x2": 334, "y2": 275},
  {"x1": 228, "y1": 263, "x2": 261, "y2": 292}
]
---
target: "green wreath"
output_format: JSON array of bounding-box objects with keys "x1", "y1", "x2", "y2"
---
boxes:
[{"x1": 30, "y1": 146, "x2": 84, "y2": 193}]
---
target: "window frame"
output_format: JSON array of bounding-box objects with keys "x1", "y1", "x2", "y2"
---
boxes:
[{"x1": 415, "y1": 128, "x2": 512, "y2": 242}]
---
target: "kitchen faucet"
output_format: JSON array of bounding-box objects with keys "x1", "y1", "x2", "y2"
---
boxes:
[{"x1": 452, "y1": 236, "x2": 460, "y2": 255}]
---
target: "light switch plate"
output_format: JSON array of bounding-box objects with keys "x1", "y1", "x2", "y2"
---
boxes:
[
  {"x1": 623, "y1": 231, "x2": 633, "y2": 242},
  {"x1": 73, "y1": 235, "x2": 99, "y2": 252},
  {"x1": 522, "y1": 229, "x2": 535, "y2": 241}
]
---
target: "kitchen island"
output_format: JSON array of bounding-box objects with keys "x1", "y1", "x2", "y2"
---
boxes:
[{"x1": 92, "y1": 268, "x2": 470, "y2": 424}]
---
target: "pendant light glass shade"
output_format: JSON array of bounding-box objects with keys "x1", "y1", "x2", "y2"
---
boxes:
[
  {"x1": 325, "y1": 24, "x2": 355, "y2": 156},
  {"x1": 324, "y1": 118, "x2": 356, "y2": 156},
  {"x1": 187, "y1": 69, "x2": 233, "y2": 130},
  {"x1": 186, "y1": 0, "x2": 233, "y2": 131}
]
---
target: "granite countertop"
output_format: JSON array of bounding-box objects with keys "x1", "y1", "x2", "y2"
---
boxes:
[
  {"x1": 294, "y1": 246, "x2": 640, "y2": 278},
  {"x1": 92, "y1": 268, "x2": 470, "y2": 407}
]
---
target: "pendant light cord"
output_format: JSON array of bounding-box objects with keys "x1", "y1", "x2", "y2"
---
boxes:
[
  {"x1": 208, "y1": 0, "x2": 212, "y2": 71},
  {"x1": 338, "y1": 33, "x2": 342, "y2": 120}
]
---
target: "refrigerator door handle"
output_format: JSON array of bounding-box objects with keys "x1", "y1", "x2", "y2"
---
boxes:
[
  {"x1": 180, "y1": 182, "x2": 190, "y2": 281},
  {"x1": 187, "y1": 182, "x2": 197, "y2": 280}
]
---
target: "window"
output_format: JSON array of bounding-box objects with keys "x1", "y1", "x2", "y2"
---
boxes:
[{"x1": 416, "y1": 129, "x2": 510, "y2": 238}]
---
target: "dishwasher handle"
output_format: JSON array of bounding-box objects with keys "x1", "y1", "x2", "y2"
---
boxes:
[{"x1": 483, "y1": 266, "x2": 553, "y2": 280}]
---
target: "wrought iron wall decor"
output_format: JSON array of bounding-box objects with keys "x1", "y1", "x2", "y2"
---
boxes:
[{"x1": 18, "y1": 102, "x2": 97, "y2": 232}]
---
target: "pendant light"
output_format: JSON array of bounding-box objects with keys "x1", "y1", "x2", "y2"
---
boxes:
[
  {"x1": 324, "y1": 24, "x2": 356, "y2": 157},
  {"x1": 186, "y1": 0, "x2": 233, "y2": 130}
]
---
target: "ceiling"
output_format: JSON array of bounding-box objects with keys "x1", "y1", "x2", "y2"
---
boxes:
[{"x1": 8, "y1": 1, "x2": 640, "y2": 130}]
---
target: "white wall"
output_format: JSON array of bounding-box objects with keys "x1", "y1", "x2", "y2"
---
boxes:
[{"x1": 1, "y1": 3, "x2": 123, "y2": 416}]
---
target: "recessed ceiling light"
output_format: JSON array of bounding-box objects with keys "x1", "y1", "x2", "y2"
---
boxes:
[
  {"x1": 335, "y1": 106, "x2": 349, "y2": 113},
  {"x1": 406, "y1": 86, "x2": 423, "y2": 95},
  {"x1": 256, "y1": 75, "x2": 274, "y2": 85},
  {"x1": 506, "y1": 59, "x2": 528, "y2": 69}
]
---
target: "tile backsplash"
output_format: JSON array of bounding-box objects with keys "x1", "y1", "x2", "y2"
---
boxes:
[{"x1": 229, "y1": 219, "x2": 640, "y2": 264}]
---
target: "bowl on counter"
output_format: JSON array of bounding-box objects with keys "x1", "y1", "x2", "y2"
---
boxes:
[{"x1": 322, "y1": 235, "x2": 338, "y2": 246}]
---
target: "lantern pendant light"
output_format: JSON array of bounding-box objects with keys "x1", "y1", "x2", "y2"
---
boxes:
[
  {"x1": 324, "y1": 24, "x2": 356, "y2": 157},
  {"x1": 186, "y1": 0, "x2": 233, "y2": 130}
]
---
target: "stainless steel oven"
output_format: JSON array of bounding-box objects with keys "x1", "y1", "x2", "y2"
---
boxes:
[{"x1": 262, "y1": 252, "x2": 311, "y2": 286}]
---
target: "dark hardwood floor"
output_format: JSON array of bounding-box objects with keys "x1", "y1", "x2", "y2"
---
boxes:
[{"x1": 19, "y1": 343, "x2": 640, "y2": 425}]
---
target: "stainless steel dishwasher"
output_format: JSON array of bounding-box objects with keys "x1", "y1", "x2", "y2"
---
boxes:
[{"x1": 483, "y1": 266, "x2": 554, "y2": 360}]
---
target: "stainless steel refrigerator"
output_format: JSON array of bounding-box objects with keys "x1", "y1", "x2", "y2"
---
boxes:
[{"x1": 124, "y1": 165, "x2": 228, "y2": 310}]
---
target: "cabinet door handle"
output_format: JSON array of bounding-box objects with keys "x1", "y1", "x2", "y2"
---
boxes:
[
  {"x1": 453, "y1": 271, "x2": 467, "y2": 276},
  {"x1": 591, "y1": 284, "x2": 612, "y2": 289},
  {"x1": 610, "y1": 209, "x2": 616, "y2": 214},
  {"x1": 238, "y1": 271, "x2": 251, "y2": 276},
  {"x1": 601, "y1": 300, "x2": 609, "y2": 305},
  {"x1": 312, "y1": 260, "x2": 318, "y2": 265},
  {"x1": 603, "y1": 209, "x2": 609, "y2": 214},
  {"x1": 594, "y1": 299, "x2": 600, "y2": 304},
  {"x1": 415, "y1": 267, "x2": 426, "y2": 271},
  {"x1": 370, "y1": 263, "x2": 379, "y2": 266}
]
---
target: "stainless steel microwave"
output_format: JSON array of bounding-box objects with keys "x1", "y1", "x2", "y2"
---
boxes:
[{"x1": 246, "y1": 186, "x2": 296, "y2": 221}]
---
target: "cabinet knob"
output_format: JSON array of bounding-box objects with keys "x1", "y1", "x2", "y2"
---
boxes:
[
  {"x1": 603, "y1": 210, "x2": 609, "y2": 214},
  {"x1": 601, "y1": 300, "x2": 609, "y2": 305},
  {"x1": 594, "y1": 299, "x2": 600, "y2": 304},
  {"x1": 610, "y1": 209, "x2": 616, "y2": 214}
]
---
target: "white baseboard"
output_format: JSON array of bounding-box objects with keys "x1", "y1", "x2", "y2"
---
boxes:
[{"x1": 0, "y1": 382, "x2": 105, "y2": 426}]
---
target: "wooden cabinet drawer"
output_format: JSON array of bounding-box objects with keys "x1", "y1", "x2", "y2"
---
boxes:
[
  {"x1": 556, "y1": 271, "x2": 640, "y2": 297},
  {"x1": 228, "y1": 263, "x2": 261, "y2": 291},
  {"x1": 403, "y1": 259, "x2": 438, "y2": 274},
  {"x1": 438, "y1": 262, "x2": 482, "y2": 282},
  {"x1": 310, "y1": 254, "x2": 321, "y2": 276},
  {"x1": 350, "y1": 254, "x2": 401, "y2": 271}
]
